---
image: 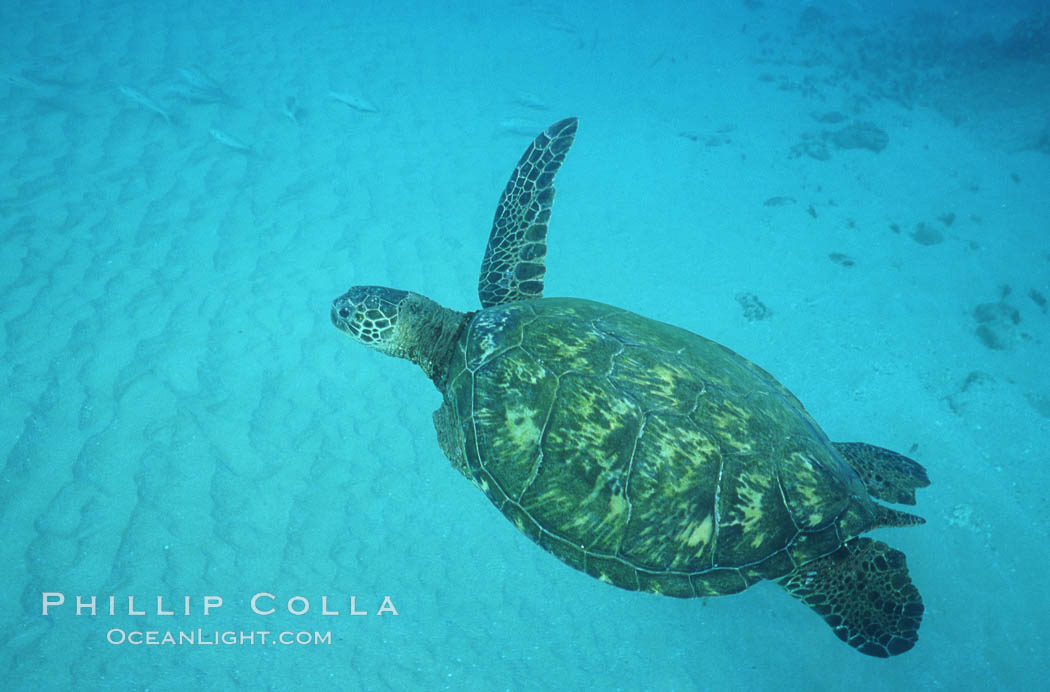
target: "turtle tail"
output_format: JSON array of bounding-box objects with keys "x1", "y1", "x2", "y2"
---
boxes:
[{"x1": 873, "y1": 503, "x2": 925, "y2": 529}]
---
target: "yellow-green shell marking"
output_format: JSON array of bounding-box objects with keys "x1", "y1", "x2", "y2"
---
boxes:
[{"x1": 438, "y1": 297, "x2": 876, "y2": 597}]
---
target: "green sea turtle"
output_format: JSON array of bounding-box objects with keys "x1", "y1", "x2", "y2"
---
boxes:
[{"x1": 331, "y1": 118, "x2": 930, "y2": 657}]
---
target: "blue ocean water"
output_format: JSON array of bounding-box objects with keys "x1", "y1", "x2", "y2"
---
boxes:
[{"x1": 2, "y1": 0, "x2": 1048, "y2": 689}]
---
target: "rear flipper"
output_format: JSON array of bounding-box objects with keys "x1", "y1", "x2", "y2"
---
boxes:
[
  {"x1": 834, "y1": 442, "x2": 930, "y2": 505},
  {"x1": 778, "y1": 537, "x2": 923, "y2": 657}
]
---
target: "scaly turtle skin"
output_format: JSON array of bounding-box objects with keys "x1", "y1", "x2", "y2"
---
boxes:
[{"x1": 331, "y1": 118, "x2": 930, "y2": 657}]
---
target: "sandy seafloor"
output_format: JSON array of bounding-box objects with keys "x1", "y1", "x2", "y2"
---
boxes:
[{"x1": 2, "y1": 0, "x2": 1049, "y2": 689}]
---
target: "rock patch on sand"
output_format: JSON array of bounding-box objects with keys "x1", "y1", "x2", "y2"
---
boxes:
[
  {"x1": 790, "y1": 121, "x2": 889, "y2": 159},
  {"x1": 829, "y1": 121, "x2": 889, "y2": 152},
  {"x1": 736, "y1": 292, "x2": 772, "y2": 321}
]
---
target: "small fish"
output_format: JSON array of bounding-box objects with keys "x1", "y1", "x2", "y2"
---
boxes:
[
  {"x1": 512, "y1": 91, "x2": 549, "y2": 111},
  {"x1": 328, "y1": 91, "x2": 379, "y2": 113},
  {"x1": 540, "y1": 17, "x2": 578, "y2": 34},
  {"x1": 497, "y1": 118, "x2": 543, "y2": 136},
  {"x1": 2, "y1": 70, "x2": 44, "y2": 91},
  {"x1": 282, "y1": 96, "x2": 301, "y2": 124},
  {"x1": 118, "y1": 85, "x2": 171, "y2": 123},
  {"x1": 166, "y1": 82, "x2": 227, "y2": 104},
  {"x1": 208, "y1": 127, "x2": 252, "y2": 152},
  {"x1": 177, "y1": 65, "x2": 222, "y2": 91},
  {"x1": 173, "y1": 65, "x2": 228, "y2": 104}
]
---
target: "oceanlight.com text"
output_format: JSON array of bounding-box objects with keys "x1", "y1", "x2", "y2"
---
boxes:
[{"x1": 106, "y1": 629, "x2": 332, "y2": 646}]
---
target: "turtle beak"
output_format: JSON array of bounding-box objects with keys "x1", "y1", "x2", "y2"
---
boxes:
[{"x1": 331, "y1": 301, "x2": 349, "y2": 331}]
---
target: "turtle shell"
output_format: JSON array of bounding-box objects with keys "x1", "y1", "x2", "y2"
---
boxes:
[{"x1": 436, "y1": 297, "x2": 877, "y2": 597}]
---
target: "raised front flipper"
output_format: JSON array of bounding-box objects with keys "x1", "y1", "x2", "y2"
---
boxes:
[
  {"x1": 478, "y1": 117, "x2": 578, "y2": 308},
  {"x1": 779, "y1": 537, "x2": 923, "y2": 657},
  {"x1": 834, "y1": 442, "x2": 930, "y2": 505}
]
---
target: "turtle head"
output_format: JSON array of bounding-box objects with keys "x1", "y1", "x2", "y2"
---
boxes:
[
  {"x1": 331, "y1": 285, "x2": 413, "y2": 357},
  {"x1": 331, "y1": 285, "x2": 468, "y2": 385}
]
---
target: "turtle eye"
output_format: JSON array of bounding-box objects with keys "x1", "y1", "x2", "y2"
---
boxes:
[{"x1": 338, "y1": 307, "x2": 350, "y2": 319}]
